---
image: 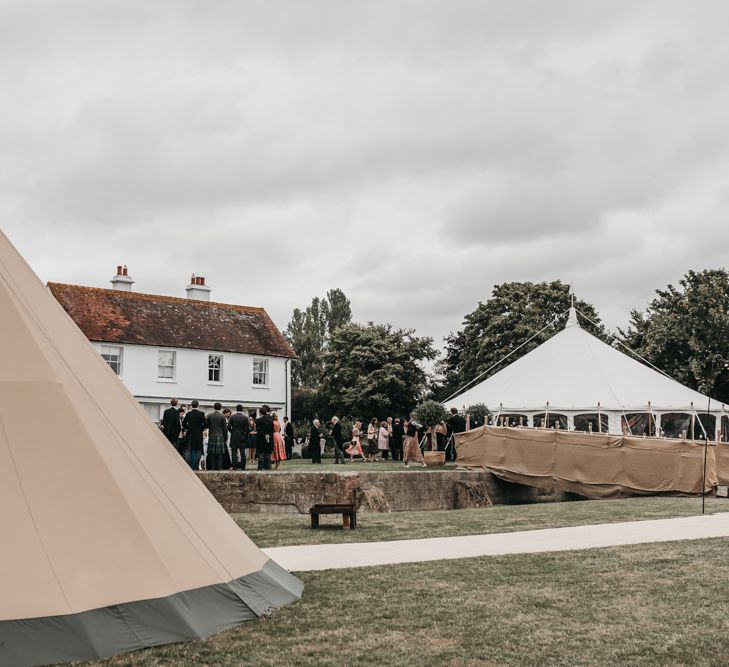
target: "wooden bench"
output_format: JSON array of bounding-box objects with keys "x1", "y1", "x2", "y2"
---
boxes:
[{"x1": 310, "y1": 503, "x2": 357, "y2": 529}]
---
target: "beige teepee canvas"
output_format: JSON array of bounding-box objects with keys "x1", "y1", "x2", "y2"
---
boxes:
[{"x1": 0, "y1": 230, "x2": 302, "y2": 667}]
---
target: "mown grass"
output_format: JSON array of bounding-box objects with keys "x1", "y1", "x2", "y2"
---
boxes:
[
  {"x1": 87, "y1": 536, "x2": 729, "y2": 667},
  {"x1": 235, "y1": 496, "x2": 728, "y2": 548}
]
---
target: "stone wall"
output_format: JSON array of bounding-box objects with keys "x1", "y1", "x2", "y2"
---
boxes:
[{"x1": 198, "y1": 470, "x2": 566, "y2": 514}]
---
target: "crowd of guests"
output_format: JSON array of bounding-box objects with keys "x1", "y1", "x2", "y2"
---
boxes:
[
  {"x1": 160, "y1": 399, "x2": 469, "y2": 470},
  {"x1": 306, "y1": 408, "x2": 467, "y2": 468},
  {"x1": 160, "y1": 399, "x2": 295, "y2": 471}
]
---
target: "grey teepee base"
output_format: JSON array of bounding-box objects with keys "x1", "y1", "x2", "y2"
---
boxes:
[{"x1": 0, "y1": 560, "x2": 303, "y2": 667}]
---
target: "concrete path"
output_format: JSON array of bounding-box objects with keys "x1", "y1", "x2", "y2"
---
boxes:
[{"x1": 263, "y1": 512, "x2": 729, "y2": 572}]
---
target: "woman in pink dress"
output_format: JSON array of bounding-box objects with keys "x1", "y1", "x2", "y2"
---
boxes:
[
  {"x1": 377, "y1": 421, "x2": 390, "y2": 460},
  {"x1": 346, "y1": 421, "x2": 365, "y2": 461},
  {"x1": 271, "y1": 413, "x2": 287, "y2": 469}
]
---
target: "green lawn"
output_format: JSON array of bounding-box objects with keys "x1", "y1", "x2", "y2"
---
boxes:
[
  {"x1": 88, "y1": 536, "x2": 729, "y2": 666},
  {"x1": 235, "y1": 496, "x2": 728, "y2": 547}
]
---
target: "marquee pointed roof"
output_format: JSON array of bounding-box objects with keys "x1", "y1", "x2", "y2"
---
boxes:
[
  {"x1": 0, "y1": 229, "x2": 302, "y2": 667},
  {"x1": 449, "y1": 308, "x2": 714, "y2": 413}
]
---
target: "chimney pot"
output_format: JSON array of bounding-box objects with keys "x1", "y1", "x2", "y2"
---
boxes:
[
  {"x1": 111, "y1": 266, "x2": 134, "y2": 291},
  {"x1": 186, "y1": 273, "x2": 211, "y2": 301}
]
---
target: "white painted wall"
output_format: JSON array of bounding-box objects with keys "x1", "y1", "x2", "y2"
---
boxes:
[{"x1": 91, "y1": 342, "x2": 290, "y2": 421}]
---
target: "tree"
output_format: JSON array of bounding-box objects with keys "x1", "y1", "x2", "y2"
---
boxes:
[
  {"x1": 412, "y1": 399, "x2": 448, "y2": 428},
  {"x1": 436, "y1": 281, "x2": 605, "y2": 400},
  {"x1": 285, "y1": 289, "x2": 352, "y2": 388},
  {"x1": 320, "y1": 323, "x2": 437, "y2": 419},
  {"x1": 618, "y1": 269, "x2": 729, "y2": 403}
]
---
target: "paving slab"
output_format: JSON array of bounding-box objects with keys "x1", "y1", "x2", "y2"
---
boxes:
[{"x1": 263, "y1": 512, "x2": 729, "y2": 572}]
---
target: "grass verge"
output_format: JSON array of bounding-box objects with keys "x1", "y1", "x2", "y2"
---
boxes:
[
  {"x1": 86, "y1": 536, "x2": 729, "y2": 666},
  {"x1": 234, "y1": 496, "x2": 728, "y2": 548}
]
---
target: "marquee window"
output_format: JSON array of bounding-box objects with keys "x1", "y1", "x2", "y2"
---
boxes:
[
  {"x1": 100, "y1": 345, "x2": 123, "y2": 376},
  {"x1": 574, "y1": 413, "x2": 609, "y2": 433},
  {"x1": 621, "y1": 413, "x2": 657, "y2": 437},
  {"x1": 533, "y1": 413, "x2": 568, "y2": 430},
  {"x1": 158, "y1": 350, "x2": 176, "y2": 380},
  {"x1": 208, "y1": 354, "x2": 223, "y2": 383},
  {"x1": 253, "y1": 358, "x2": 269, "y2": 386}
]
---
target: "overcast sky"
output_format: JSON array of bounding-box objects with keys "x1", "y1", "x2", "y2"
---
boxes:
[{"x1": 2, "y1": 1, "x2": 728, "y2": 349}]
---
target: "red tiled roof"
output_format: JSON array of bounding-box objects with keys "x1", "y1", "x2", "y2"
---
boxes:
[{"x1": 48, "y1": 283, "x2": 295, "y2": 358}]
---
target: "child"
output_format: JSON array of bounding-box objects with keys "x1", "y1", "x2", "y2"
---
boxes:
[{"x1": 346, "y1": 421, "x2": 366, "y2": 461}]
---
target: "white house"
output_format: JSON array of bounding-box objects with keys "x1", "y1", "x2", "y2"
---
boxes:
[{"x1": 49, "y1": 267, "x2": 295, "y2": 422}]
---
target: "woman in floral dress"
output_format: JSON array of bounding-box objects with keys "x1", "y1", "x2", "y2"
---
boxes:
[
  {"x1": 403, "y1": 418, "x2": 426, "y2": 467},
  {"x1": 271, "y1": 413, "x2": 287, "y2": 469}
]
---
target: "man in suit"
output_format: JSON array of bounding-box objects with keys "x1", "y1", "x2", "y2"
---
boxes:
[
  {"x1": 283, "y1": 416, "x2": 294, "y2": 461},
  {"x1": 391, "y1": 417, "x2": 404, "y2": 461},
  {"x1": 228, "y1": 404, "x2": 249, "y2": 470},
  {"x1": 309, "y1": 419, "x2": 322, "y2": 464},
  {"x1": 161, "y1": 398, "x2": 181, "y2": 445},
  {"x1": 330, "y1": 416, "x2": 346, "y2": 464},
  {"x1": 182, "y1": 400, "x2": 206, "y2": 471},
  {"x1": 255, "y1": 404, "x2": 275, "y2": 471},
  {"x1": 206, "y1": 403, "x2": 227, "y2": 471},
  {"x1": 446, "y1": 408, "x2": 467, "y2": 461}
]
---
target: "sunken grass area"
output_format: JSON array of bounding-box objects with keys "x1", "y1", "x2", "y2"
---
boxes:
[
  {"x1": 275, "y1": 458, "x2": 457, "y2": 472},
  {"x1": 236, "y1": 496, "x2": 728, "y2": 548},
  {"x1": 88, "y1": 536, "x2": 729, "y2": 667}
]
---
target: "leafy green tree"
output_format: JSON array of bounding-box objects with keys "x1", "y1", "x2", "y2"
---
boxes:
[
  {"x1": 619, "y1": 269, "x2": 729, "y2": 403},
  {"x1": 285, "y1": 289, "x2": 352, "y2": 388},
  {"x1": 322, "y1": 288, "x2": 352, "y2": 335},
  {"x1": 466, "y1": 403, "x2": 490, "y2": 428},
  {"x1": 412, "y1": 399, "x2": 448, "y2": 428},
  {"x1": 321, "y1": 323, "x2": 437, "y2": 419},
  {"x1": 436, "y1": 281, "x2": 605, "y2": 400}
]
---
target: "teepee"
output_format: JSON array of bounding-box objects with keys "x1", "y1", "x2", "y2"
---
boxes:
[
  {"x1": 448, "y1": 308, "x2": 725, "y2": 437},
  {"x1": 0, "y1": 229, "x2": 303, "y2": 667}
]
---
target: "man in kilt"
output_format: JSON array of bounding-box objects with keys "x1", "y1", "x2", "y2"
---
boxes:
[{"x1": 206, "y1": 402, "x2": 227, "y2": 470}]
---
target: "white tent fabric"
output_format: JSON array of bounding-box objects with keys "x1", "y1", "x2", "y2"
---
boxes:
[{"x1": 448, "y1": 308, "x2": 716, "y2": 419}]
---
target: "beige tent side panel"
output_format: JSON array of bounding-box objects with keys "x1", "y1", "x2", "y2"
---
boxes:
[
  {"x1": 456, "y1": 426, "x2": 716, "y2": 498},
  {"x1": 716, "y1": 443, "x2": 729, "y2": 486},
  {"x1": 0, "y1": 240, "x2": 268, "y2": 620}
]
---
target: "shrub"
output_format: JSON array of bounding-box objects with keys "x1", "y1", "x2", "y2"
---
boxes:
[{"x1": 412, "y1": 399, "x2": 448, "y2": 428}]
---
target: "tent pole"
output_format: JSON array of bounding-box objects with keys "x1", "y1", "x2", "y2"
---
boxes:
[
  {"x1": 703, "y1": 355, "x2": 725, "y2": 514},
  {"x1": 597, "y1": 402, "x2": 602, "y2": 434}
]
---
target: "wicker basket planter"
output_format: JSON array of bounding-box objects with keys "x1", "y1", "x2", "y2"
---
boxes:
[{"x1": 424, "y1": 451, "x2": 446, "y2": 467}]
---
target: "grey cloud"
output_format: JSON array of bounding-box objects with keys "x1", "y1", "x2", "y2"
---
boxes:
[{"x1": 2, "y1": 0, "x2": 729, "y2": 351}]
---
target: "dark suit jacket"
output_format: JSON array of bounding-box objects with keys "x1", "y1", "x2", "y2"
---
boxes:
[
  {"x1": 284, "y1": 421, "x2": 295, "y2": 442},
  {"x1": 182, "y1": 409, "x2": 206, "y2": 451},
  {"x1": 448, "y1": 414, "x2": 467, "y2": 435},
  {"x1": 331, "y1": 421, "x2": 343, "y2": 445},
  {"x1": 228, "y1": 412, "x2": 249, "y2": 447},
  {"x1": 206, "y1": 410, "x2": 227, "y2": 438},
  {"x1": 256, "y1": 414, "x2": 275, "y2": 454},
  {"x1": 161, "y1": 406, "x2": 181, "y2": 444},
  {"x1": 309, "y1": 425, "x2": 321, "y2": 453},
  {"x1": 392, "y1": 422, "x2": 404, "y2": 445}
]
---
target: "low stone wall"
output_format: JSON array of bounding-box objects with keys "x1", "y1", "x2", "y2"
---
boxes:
[{"x1": 198, "y1": 470, "x2": 566, "y2": 514}]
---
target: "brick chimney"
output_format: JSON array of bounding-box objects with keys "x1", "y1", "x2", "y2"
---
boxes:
[
  {"x1": 110, "y1": 265, "x2": 134, "y2": 291},
  {"x1": 185, "y1": 274, "x2": 211, "y2": 301}
]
